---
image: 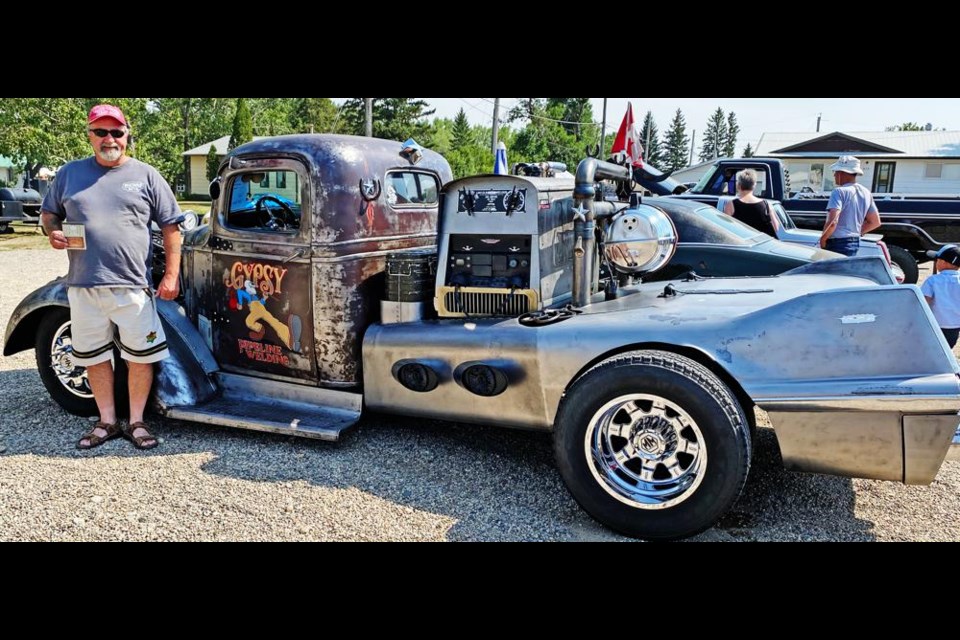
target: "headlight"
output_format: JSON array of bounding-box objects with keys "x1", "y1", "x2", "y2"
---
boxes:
[
  {"x1": 603, "y1": 204, "x2": 678, "y2": 275},
  {"x1": 180, "y1": 209, "x2": 199, "y2": 231}
]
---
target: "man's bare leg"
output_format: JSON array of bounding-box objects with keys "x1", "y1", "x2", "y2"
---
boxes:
[
  {"x1": 78, "y1": 361, "x2": 117, "y2": 448},
  {"x1": 126, "y1": 362, "x2": 157, "y2": 446},
  {"x1": 86, "y1": 360, "x2": 117, "y2": 424}
]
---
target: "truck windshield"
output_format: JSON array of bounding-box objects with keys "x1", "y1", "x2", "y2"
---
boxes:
[{"x1": 690, "y1": 164, "x2": 722, "y2": 194}]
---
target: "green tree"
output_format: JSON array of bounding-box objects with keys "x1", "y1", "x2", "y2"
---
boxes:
[
  {"x1": 144, "y1": 98, "x2": 234, "y2": 186},
  {"x1": 663, "y1": 109, "x2": 690, "y2": 172},
  {"x1": 885, "y1": 122, "x2": 925, "y2": 131},
  {"x1": 699, "y1": 108, "x2": 728, "y2": 162},
  {"x1": 723, "y1": 111, "x2": 740, "y2": 157},
  {"x1": 548, "y1": 98, "x2": 595, "y2": 142},
  {"x1": 229, "y1": 98, "x2": 253, "y2": 151},
  {"x1": 206, "y1": 144, "x2": 220, "y2": 181},
  {"x1": 742, "y1": 143, "x2": 754, "y2": 157},
  {"x1": 451, "y1": 108, "x2": 474, "y2": 149},
  {"x1": 249, "y1": 98, "x2": 295, "y2": 136},
  {"x1": 0, "y1": 98, "x2": 92, "y2": 180},
  {"x1": 640, "y1": 110, "x2": 663, "y2": 167},
  {"x1": 508, "y1": 99, "x2": 599, "y2": 171},
  {"x1": 290, "y1": 98, "x2": 339, "y2": 133},
  {"x1": 339, "y1": 98, "x2": 436, "y2": 142}
]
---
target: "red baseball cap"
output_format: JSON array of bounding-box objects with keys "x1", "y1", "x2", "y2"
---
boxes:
[{"x1": 87, "y1": 104, "x2": 127, "y2": 126}]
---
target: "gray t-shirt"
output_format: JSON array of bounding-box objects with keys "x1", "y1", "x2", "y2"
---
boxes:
[
  {"x1": 826, "y1": 182, "x2": 878, "y2": 240},
  {"x1": 42, "y1": 157, "x2": 183, "y2": 288}
]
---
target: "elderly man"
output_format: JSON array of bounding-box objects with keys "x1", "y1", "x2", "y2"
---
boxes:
[
  {"x1": 40, "y1": 104, "x2": 184, "y2": 450},
  {"x1": 819, "y1": 155, "x2": 881, "y2": 256}
]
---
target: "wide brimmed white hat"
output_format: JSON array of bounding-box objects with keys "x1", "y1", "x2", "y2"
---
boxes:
[{"x1": 830, "y1": 155, "x2": 864, "y2": 175}]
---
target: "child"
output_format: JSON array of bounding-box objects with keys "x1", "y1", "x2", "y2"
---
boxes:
[{"x1": 921, "y1": 244, "x2": 960, "y2": 348}]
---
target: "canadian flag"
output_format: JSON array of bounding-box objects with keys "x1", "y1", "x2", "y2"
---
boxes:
[{"x1": 610, "y1": 102, "x2": 644, "y2": 167}]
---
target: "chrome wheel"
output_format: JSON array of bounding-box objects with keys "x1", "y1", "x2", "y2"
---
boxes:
[
  {"x1": 47, "y1": 320, "x2": 93, "y2": 399},
  {"x1": 585, "y1": 393, "x2": 706, "y2": 510}
]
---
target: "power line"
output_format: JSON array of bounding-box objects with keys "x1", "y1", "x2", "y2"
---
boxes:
[{"x1": 476, "y1": 97, "x2": 602, "y2": 128}]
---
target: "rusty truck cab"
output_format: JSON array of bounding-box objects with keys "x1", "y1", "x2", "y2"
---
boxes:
[{"x1": 180, "y1": 134, "x2": 452, "y2": 390}]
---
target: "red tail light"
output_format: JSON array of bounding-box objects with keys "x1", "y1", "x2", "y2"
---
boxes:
[
  {"x1": 877, "y1": 240, "x2": 905, "y2": 283},
  {"x1": 877, "y1": 240, "x2": 892, "y2": 264}
]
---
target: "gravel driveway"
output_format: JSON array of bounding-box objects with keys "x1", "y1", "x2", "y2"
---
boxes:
[{"x1": 1, "y1": 247, "x2": 958, "y2": 541}]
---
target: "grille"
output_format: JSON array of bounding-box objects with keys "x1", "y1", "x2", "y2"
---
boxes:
[{"x1": 437, "y1": 286, "x2": 538, "y2": 318}]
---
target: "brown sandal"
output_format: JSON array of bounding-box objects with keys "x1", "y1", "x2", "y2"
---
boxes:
[
  {"x1": 77, "y1": 421, "x2": 121, "y2": 450},
  {"x1": 122, "y1": 422, "x2": 159, "y2": 450}
]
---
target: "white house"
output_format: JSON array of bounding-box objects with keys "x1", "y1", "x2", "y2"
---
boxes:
[
  {"x1": 755, "y1": 130, "x2": 960, "y2": 195},
  {"x1": 182, "y1": 136, "x2": 266, "y2": 198},
  {"x1": 670, "y1": 130, "x2": 960, "y2": 196}
]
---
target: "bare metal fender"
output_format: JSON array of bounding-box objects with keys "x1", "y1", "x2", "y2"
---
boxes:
[{"x1": 153, "y1": 299, "x2": 219, "y2": 411}]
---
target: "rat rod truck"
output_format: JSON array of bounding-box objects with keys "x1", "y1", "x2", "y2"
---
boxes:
[{"x1": 6, "y1": 134, "x2": 960, "y2": 540}]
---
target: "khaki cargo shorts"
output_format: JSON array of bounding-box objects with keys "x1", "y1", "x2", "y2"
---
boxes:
[{"x1": 67, "y1": 287, "x2": 169, "y2": 366}]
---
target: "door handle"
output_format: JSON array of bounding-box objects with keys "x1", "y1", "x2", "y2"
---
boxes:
[{"x1": 282, "y1": 248, "x2": 306, "y2": 264}]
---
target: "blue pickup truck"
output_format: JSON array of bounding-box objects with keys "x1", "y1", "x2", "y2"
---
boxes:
[{"x1": 637, "y1": 158, "x2": 960, "y2": 284}]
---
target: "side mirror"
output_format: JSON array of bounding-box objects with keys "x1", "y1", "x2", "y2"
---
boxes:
[{"x1": 209, "y1": 177, "x2": 221, "y2": 201}]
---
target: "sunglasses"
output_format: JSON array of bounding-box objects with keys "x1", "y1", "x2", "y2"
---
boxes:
[{"x1": 88, "y1": 128, "x2": 127, "y2": 138}]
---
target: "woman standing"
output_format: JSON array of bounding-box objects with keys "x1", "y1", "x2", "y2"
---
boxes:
[{"x1": 723, "y1": 169, "x2": 779, "y2": 237}]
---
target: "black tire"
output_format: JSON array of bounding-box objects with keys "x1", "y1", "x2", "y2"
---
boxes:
[
  {"x1": 887, "y1": 245, "x2": 918, "y2": 284},
  {"x1": 554, "y1": 350, "x2": 751, "y2": 541},
  {"x1": 35, "y1": 308, "x2": 129, "y2": 418}
]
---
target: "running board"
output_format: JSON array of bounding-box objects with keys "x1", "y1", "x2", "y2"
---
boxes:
[{"x1": 162, "y1": 372, "x2": 362, "y2": 441}]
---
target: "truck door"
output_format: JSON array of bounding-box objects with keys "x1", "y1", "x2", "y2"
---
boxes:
[{"x1": 210, "y1": 162, "x2": 317, "y2": 382}]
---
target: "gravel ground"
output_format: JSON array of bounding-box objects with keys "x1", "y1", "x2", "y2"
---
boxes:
[{"x1": 1, "y1": 247, "x2": 958, "y2": 541}]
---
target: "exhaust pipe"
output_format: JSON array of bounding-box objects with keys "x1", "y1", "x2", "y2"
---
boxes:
[{"x1": 572, "y1": 159, "x2": 631, "y2": 307}]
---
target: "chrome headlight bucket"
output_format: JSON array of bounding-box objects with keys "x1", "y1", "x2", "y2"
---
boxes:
[
  {"x1": 180, "y1": 209, "x2": 199, "y2": 231},
  {"x1": 603, "y1": 204, "x2": 678, "y2": 275}
]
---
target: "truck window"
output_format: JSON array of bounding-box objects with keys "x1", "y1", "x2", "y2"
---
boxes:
[
  {"x1": 385, "y1": 171, "x2": 439, "y2": 207},
  {"x1": 225, "y1": 169, "x2": 302, "y2": 232}
]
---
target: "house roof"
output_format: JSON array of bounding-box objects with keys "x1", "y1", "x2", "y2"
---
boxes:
[
  {"x1": 183, "y1": 135, "x2": 267, "y2": 157},
  {"x1": 755, "y1": 130, "x2": 960, "y2": 158}
]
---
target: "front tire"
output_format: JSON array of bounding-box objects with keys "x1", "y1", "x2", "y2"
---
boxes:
[
  {"x1": 554, "y1": 350, "x2": 751, "y2": 540},
  {"x1": 887, "y1": 245, "x2": 918, "y2": 284},
  {"x1": 35, "y1": 308, "x2": 130, "y2": 418}
]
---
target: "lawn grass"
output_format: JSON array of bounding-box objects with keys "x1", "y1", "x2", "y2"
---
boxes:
[
  {"x1": 0, "y1": 223, "x2": 49, "y2": 251},
  {"x1": 179, "y1": 201, "x2": 212, "y2": 216}
]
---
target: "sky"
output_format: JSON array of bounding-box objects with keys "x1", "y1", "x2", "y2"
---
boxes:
[{"x1": 416, "y1": 98, "x2": 960, "y2": 151}]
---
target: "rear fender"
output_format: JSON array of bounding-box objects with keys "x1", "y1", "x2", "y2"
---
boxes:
[{"x1": 781, "y1": 255, "x2": 896, "y2": 284}]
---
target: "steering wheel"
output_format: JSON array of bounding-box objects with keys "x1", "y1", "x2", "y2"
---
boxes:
[{"x1": 255, "y1": 196, "x2": 297, "y2": 231}]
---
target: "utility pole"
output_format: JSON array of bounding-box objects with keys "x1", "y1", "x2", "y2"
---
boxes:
[
  {"x1": 816, "y1": 113, "x2": 821, "y2": 133},
  {"x1": 365, "y1": 98, "x2": 373, "y2": 137},
  {"x1": 600, "y1": 98, "x2": 608, "y2": 156},
  {"x1": 689, "y1": 129, "x2": 696, "y2": 166},
  {"x1": 491, "y1": 98, "x2": 500, "y2": 154}
]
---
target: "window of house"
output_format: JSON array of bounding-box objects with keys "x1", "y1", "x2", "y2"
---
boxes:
[
  {"x1": 926, "y1": 163, "x2": 943, "y2": 179},
  {"x1": 276, "y1": 172, "x2": 286, "y2": 189},
  {"x1": 385, "y1": 171, "x2": 439, "y2": 207}
]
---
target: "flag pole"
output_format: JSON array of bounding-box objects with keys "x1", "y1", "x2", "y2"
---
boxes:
[{"x1": 599, "y1": 98, "x2": 608, "y2": 157}]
